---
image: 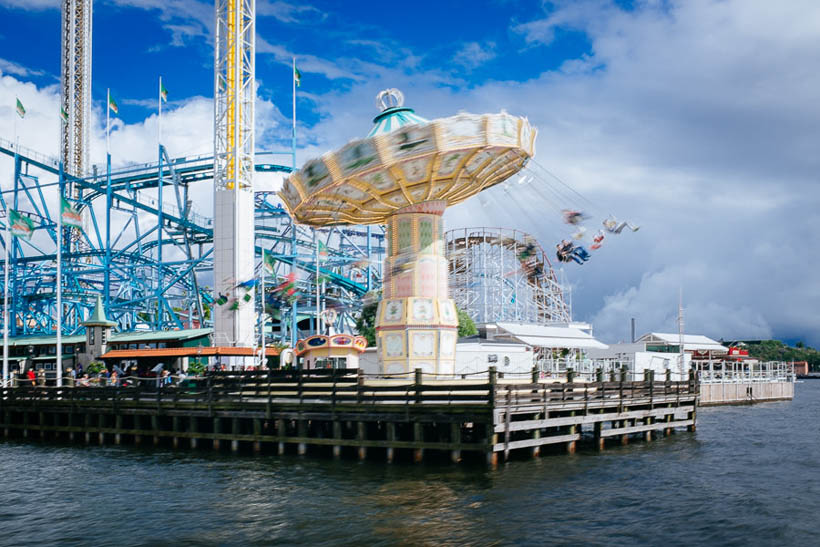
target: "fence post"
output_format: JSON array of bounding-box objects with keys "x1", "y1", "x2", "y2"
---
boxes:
[
  {"x1": 414, "y1": 368, "x2": 422, "y2": 404},
  {"x1": 567, "y1": 368, "x2": 575, "y2": 384},
  {"x1": 357, "y1": 368, "x2": 365, "y2": 404}
]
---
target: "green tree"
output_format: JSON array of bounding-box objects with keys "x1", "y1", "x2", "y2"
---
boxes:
[
  {"x1": 457, "y1": 307, "x2": 478, "y2": 338},
  {"x1": 355, "y1": 300, "x2": 379, "y2": 347}
]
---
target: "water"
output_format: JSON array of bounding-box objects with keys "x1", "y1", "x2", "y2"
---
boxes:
[{"x1": 1, "y1": 383, "x2": 818, "y2": 546}]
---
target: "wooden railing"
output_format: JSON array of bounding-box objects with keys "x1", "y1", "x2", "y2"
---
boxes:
[{"x1": 0, "y1": 369, "x2": 698, "y2": 410}]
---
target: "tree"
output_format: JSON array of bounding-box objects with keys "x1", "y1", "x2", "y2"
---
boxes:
[
  {"x1": 355, "y1": 300, "x2": 379, "y2": 347},
  {"x1": 457, "y1": 307, "x2": 478, "y2": 338}
]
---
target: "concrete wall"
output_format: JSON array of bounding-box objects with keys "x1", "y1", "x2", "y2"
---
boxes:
[{"x1": 699, "y1": 381, "x2": 794, "y2": 406}]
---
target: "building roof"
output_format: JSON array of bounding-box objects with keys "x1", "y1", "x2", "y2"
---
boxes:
[
  {"x1": 6, "y1": 334, "x2": 85, "y2": 347},
  {"x1": 637, "y1": 332, "x2": 728, "y2": 352},
  {"x1": 494, "y1": 322, "x2": 608, "y2": 350},
  {"x1": 109, "y1": 328, "x2": 212, "y2": 344},
  {"x1": 83, "y1": 295, "x2": 117, "y2": 327},
  {"x1": 6, "y1": 328, "x2": 213, "y2": 348},
  {"x1": 101, "y1": 345, "x2": 281, "y2": 360}
]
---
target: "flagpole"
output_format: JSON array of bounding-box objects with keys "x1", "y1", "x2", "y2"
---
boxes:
[
  {"x1": 106, "y1": 88, "x2": 110, "y2": 156},
  {"x1": 2, "y1": 213, "x2": 8, "y2": 387},
  {"x1": 260, "y1": 252, "x2": 266, "y2": 368},
  {"x1": 158, "y1": 76, "x2": 163, "y2": 147},
  {"x1": 56, "y1": 164, "x2": 63, "y2": 387}
]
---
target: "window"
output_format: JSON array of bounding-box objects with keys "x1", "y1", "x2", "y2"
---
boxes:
[
  {"x1": 487, "y1": 354, "x2": 498, "y2": 363},
  {"x1": 504, "y1": 356, "x2": 511, "y2": 367},
  {"x1": 88, "y1": 329, "x2": 95, "y2": 346},
  {"x1": 100, "y1": 330, "x2": 107, "y2": 345}
]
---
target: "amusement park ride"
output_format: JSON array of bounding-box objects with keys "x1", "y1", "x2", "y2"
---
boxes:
[{"x1": 0, "y1": 0, "x2": 582, "y2": 375}]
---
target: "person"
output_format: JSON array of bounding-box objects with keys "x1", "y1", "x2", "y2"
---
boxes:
[
  {"x1": 556, "y1": 240, "x2": 589, "y2": 264},
  {"x1": 78, "y1": 374, "x2": 90, "y2": 387},
  {"x1": 603, "y1": 217, "x2": 640, "y2": 234},
  {"x1": 162, "y1": 369, "x2": 172, "y2": 387},
  {"x1": 562, "y1": 209, "x2": 586, "y2": 225},
  {"x1": 572, "y1": 227, "x2": 587, "y2": 240},
  {"x1": 26, "y1": 368, "x2": 36, "y2": 387},
  {"x1": 76, "y1": 363, "x2": 83, "y2": 378},
  {"x1": 177, "y1": 369, "x2": 187, "y2": 385},
  {"x1": 591, "y1": 230, "x2": 605, "y2": 250},
  {"x1": 571, "y1": 245, "x2": 591, "y2": 264},
  {"x1": 109, "y1": 371, "x2": 119, "y2": 387}
]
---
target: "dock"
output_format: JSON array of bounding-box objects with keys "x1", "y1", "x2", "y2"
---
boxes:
[{"x1": 0, "y1": 368, "x2": 698, "y2": 465}]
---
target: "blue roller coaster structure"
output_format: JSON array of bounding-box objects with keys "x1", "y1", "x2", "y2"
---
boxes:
[{"x1": 0, "y1": 137, "x2": 385, "y2": 342}]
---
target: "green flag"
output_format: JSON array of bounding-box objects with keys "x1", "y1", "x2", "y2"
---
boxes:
[
  {"x1": 108, "y1": 94, "x2": 119, "y2": 114},
  {"x1": 60, "y1": 106, "x2": 69, "y2": 123},
  {"x1": 15, "y1": 98, "x2": 25, "y2": 119},
  {"x1": 60, "y1": 197, "x2": 83, "y2": 229},
  {"x1": 263, "y1": 249, "x2": 275, "y2": 274},
  {"x1": 318, "y1": 240, "x2": 328, "y2": 262},
  {"x1": 160, "y1": 81, "x2": 168, "y2": 103},
  {"x1": 294, "y1": 65, "x2": 302, "y2": 87},
  {"x1": 9, "y1": 210, "x2": 34, "y2": 240}
]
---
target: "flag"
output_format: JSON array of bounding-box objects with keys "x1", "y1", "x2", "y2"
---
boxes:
[
  {"x1": 294, "y1": 65, "x2": 302, "y2": 87},
  {"x1": 60, "y1": 106, "x2": 69, "y2": 123},
  {"x1": 160, "y1": 81, "x2": 168, "y2": 103},
  {"x1": 229, "y1": 299, "x2": 240, "y2": 311},
  {"x1": 108, "y1": 94, "x2": 119, "y2": 114},
  {"x1": 9, "y1": 210, "x2": 34, "y2": 240},
  {"x1": 263, "y1": 249, "x2": 275, "y2": 274},
  {"x1": 15, "y1": 98, "x2": 25, "y2": 119},
  {"x1": 318, "y1": 240, "x2": 328, "y2": 262},
  {"x1": 60, "y1": 197, "x2": 83, "y2": 229},
  {"x1": 215, "y1": 293, "x2": 228, "y2": 306},
  {"x1": 274, "y1": 272, "x2": 300, "y2": 302}
]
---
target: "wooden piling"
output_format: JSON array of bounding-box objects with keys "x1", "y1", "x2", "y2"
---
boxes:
[
  {"x1": 213, "y1": 417, "x2": 221, "y2": 450},
  {"x1": 332, "y1": 421, "x2": 342, "y2": 459},
  {"x1": 386, "y1": 422, "x2": 396, "y2": 463},
  {"x1": 451, "y1": 423, "x2": 462, "y2": 463},
  {"x1": 231, "y1": 418, "x2": 239, "y2": 452}
]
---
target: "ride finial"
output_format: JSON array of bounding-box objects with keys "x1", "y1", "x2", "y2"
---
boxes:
[{"x1": 375, "y1": 88, "x2": 404, "y2": 111}]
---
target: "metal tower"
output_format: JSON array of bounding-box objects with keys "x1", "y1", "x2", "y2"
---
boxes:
[
  {"x1": 213, "y1": 0, "x2": 256, "y2": 348},
  {"x1": 60, "y1": 0, "x2": 92, "y2": 178}
]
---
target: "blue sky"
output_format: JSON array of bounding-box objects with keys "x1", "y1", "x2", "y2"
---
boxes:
[
  {"x1": 1, "y1": 0, "x2": 819, "y2": 346},
  {"x1": 1, "y1": 1, "x2": 588, "y2": 131}
]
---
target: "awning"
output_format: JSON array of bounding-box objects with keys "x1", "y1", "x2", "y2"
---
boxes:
[
  {"x1": 495, "y1": 322, "x2": 608, "y2": 350},
  {"x1": 100, "y1": 346, "x2": 281, "y2": 360},
  {"x1": 516, "y1": 335, "x2": 608, "y2": 350}
]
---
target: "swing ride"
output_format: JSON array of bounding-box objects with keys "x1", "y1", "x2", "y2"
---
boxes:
[{"x1": 280, "y1": 89, "x2": 536, "y2": 375}]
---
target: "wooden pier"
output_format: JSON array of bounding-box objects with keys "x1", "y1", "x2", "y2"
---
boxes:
[{"x1": 0, "y1": 368, "x2": 697, "y2": 465}]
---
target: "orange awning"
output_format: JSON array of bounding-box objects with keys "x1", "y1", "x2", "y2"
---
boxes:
[{"x1": 101, "y1": 346, "x2": 281, "y2": 360}]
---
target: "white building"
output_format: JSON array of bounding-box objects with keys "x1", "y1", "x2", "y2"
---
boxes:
[{"x1": 586, "y1": 332, "x2": 728, "y2": 381}]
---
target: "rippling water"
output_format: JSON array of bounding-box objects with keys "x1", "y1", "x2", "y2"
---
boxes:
[{"x1": 1, "y1": 383, "x2": 818, "y2": 546}]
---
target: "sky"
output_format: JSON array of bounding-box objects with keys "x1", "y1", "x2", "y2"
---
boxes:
[{"x1": 0, "y1": 0, "x2": 818, "y2": 346}]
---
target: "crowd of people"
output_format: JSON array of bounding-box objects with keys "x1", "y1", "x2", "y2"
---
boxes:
[{"x1": 13, "y1": 364, "x2": 190, "y2": 388}]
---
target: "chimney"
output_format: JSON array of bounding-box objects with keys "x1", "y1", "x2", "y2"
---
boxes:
[{"x1": 631, "y1": 318, "x2": 636, "y2": 343}]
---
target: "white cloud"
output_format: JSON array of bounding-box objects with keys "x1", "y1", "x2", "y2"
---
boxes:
[
  {"x1": 256, "y1": 0, "x2": 323, "y2": 24},
  {"x1": 452, "y1": 42, "x2": 497, "y2": 70},
  {"x1": 0, "y1": 58, "x2": 47, "y2": 78},
  {"x1": 0, "y1": 0, "x2": 57, "y2": 10}
]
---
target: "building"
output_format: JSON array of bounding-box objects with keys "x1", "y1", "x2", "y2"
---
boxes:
[
  {"x1": 4, "y1": 296, "x2": 213, "y2": 377},
  {"x1": 586, "y1": 332, "x2": 728, "y2": 380}
]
